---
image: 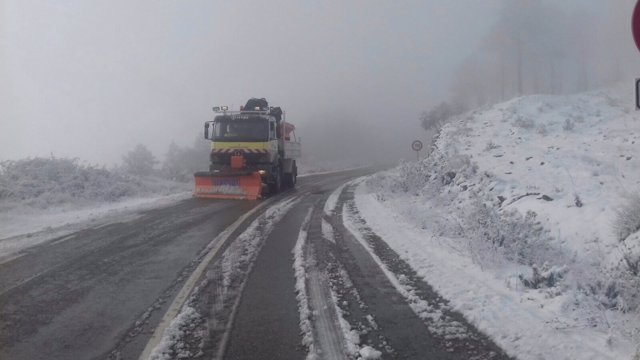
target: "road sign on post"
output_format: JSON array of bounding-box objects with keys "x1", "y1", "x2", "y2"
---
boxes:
[{"x1": 411, "y1": 140, "x2": 423, "y2": 161}]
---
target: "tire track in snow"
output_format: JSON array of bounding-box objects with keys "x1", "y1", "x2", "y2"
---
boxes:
[
  {"x1": 339, "y1": 183, "x2": 511, "y2": 359},
  {"x1": 295, "y1": 201, "x2": 350, "y2": 360},
  {"x1": 141, "y1": 196, "x2": 300, "y2": 360}
]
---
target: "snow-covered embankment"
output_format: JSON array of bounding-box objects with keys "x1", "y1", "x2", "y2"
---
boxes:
[{"x1": 357, "y1": 89, "x2": 640, "y2": 359}]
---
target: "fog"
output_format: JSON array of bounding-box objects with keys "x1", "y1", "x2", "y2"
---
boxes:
[{"x1": 1, "y1": 1, "x2": 638, "y2": 168}]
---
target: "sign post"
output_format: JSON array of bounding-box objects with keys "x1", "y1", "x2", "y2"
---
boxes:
[
  {"x1": 411, "y1": 140, "x2": 423, "y2": 161},
  {"x1": 636, "y1": 78, "x2": 640, "y2": 111}
]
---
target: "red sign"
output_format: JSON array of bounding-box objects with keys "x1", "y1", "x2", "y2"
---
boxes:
[
  {"x1": 633, "y1": 0, "x2": 640, "y2": 52},
  {"x1": 411, "y1": 140, "x2": 423, "y2": 152}
]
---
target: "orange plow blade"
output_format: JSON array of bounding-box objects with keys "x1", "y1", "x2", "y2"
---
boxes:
[{"x1": 193, "y1": 172, "x2": 262, "y2": 200}]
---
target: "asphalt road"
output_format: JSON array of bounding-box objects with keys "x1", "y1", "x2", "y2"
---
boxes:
[{"x1": 0, "y1": 167, "x2": 510, "y2": 360}]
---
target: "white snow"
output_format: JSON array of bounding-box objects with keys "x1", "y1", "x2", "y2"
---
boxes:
[
  {"x1": 147, "y1": 305, "x2": 201, "y2": 360},
  {"x1": 323, "y1": 183, "x2": 347, "y2": 216},
  {"x1": 359, "y1": 345, "x2": 382, "y2": 360},
  {"x1": 321, "y1": 218, "x2": 335, "y2": 243},
  {"x1": 292, "y1": 207, "x2": 317, "y2": 360},
  {"x1": 327, "y1": 267, "x2": 361, "y2": 357},
  {"x1": 323, "y1": 178, "x2": 365, "y2": 216},
  {"x1": 357, "y1": 88, "x2": 640, "y2": 360}
]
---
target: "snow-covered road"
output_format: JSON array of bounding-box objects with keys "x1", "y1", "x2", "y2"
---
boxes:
[
  {"x1": 142, "y1": 172, "x2": 508, "y2": 360},
  {"x1": 0, "y1": 166, "x2": 513, "y2": 360}
]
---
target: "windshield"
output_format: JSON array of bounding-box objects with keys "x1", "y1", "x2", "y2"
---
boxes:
[{"x1": 213, "y1": 119, "x2": 269, "y2": 141}]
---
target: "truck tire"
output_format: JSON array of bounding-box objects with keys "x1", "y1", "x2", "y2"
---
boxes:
[
  {"x1": 293, "y1": 162, "x2": 297, "y2": 185},
  {"x1": 283, "y1": 161, "x2": 297, "y2": 189},
  {"x1": 269, "y1": 167, "x2": 282, "y2": 194},
  {"x1": 283, "y1": 173, "x2": 294, "y2": 188}
]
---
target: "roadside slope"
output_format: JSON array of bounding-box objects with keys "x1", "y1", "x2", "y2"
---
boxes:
[{"x1": 357, "y1": 88, "x2": 640, "y2": 359}]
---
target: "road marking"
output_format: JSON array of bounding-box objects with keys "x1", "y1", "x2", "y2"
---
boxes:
[{"x1": 138, "y1": 196, "x2": 281, "y2": 360}]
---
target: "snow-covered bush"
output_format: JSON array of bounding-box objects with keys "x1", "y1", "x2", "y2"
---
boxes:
[
  {"x1": 562, "y1": 118, "x2": 575, "y2": 131},
  {"x1": 0, "y1": 157, "x2": 186, "y2": 211},
  {"x1": 613, "y1": 194, "x2": 640, "y2": 242},
  {"x1": 366, "y1": 151, "x2": 560, "y2": 274},
  {"x1": 519, "y1": 263, "x2": 568, "y2": 290},
  {"x1": 609, "y1": 232, "x2": 640, "y2": 312},
  {"x1": 512, "y1": 115, "x2": 534, "y2": 129},
  {"x1": 610, "y1": 194, "x2": 640, "y2": 310}
]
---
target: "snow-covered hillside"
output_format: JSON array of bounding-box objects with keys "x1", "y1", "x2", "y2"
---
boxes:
[{"x1": 358, "y1": 88, "x2": 640, "y2": 359}]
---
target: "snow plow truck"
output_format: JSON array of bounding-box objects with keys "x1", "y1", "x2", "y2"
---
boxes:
[{"x1": 194, "y1": 98, "x2": 301, "y2": 200}]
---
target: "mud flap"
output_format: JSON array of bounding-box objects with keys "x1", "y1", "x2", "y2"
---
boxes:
[{"x1": 193, "y1": 172, "x2": 262, "y2": 200}]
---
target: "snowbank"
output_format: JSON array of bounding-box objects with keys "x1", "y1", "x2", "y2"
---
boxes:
[{"x1": 359, "y1": 88, "x2": 640, "y2": 359}]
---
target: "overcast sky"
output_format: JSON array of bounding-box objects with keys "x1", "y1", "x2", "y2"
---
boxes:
[{"x1": 2, "y1": 1, "x2": 610, "y2": 166}]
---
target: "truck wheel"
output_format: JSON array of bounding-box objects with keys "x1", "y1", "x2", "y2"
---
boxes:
[
  {"x1": 293, "y1": 163, "x2": 297, "y2": 185},
  {"x1": 283, "y1": 172, "x2": 294, "y2": 189},
  {"x1": 269, "y1": 167, "x2": 282, "y2": 194},
  {"x1": 283, "y1": 162, "x2": 297, "y2": 188}
]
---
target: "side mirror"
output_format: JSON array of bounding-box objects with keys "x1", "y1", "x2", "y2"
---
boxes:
[{"x1": 204, "y1": 123, "x2": 210, "y2": 139}]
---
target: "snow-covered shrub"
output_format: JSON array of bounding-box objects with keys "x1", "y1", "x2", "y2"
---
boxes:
[
  {"x1": 484, "y1": 141, "x2": 500, "y2": 151},
  {"x1": 451, "y1": 194, "x2": 561, "y2": 273},
  {"x1": 609, "y1": 233, "x2": 640, "y2": 311},
  {"x1": 369, "y1": 160, "x2": 432, "y2": 196},
  {"x1": 0, "y1": 158, "x2": 136, "y2": 206},
  {"x1": 512, "y1": 115, "x2": 535, "y2": 129},
  {"x1": 536, "y1": 124, "x2": 548, "y2": 136},
  {"x1": 563, "y1": 118, "x2": 575, "y2": 131},
  {"x1": 0, "y1": 157, "x2": 186, "y2": 211},
  {"x1": 613, "y1": 194, "x2": 640, "y2": 242},
  {"x1": 367, "y1": 151, "x2": 559, "y2": 273},
  {"x1": 519, "y1": 263, "x2": 568, "y2": 289}
]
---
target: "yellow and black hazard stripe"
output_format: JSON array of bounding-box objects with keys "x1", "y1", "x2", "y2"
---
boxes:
[{"x1": 211, "y1": 149, "x2": 269, "y2": 154}]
